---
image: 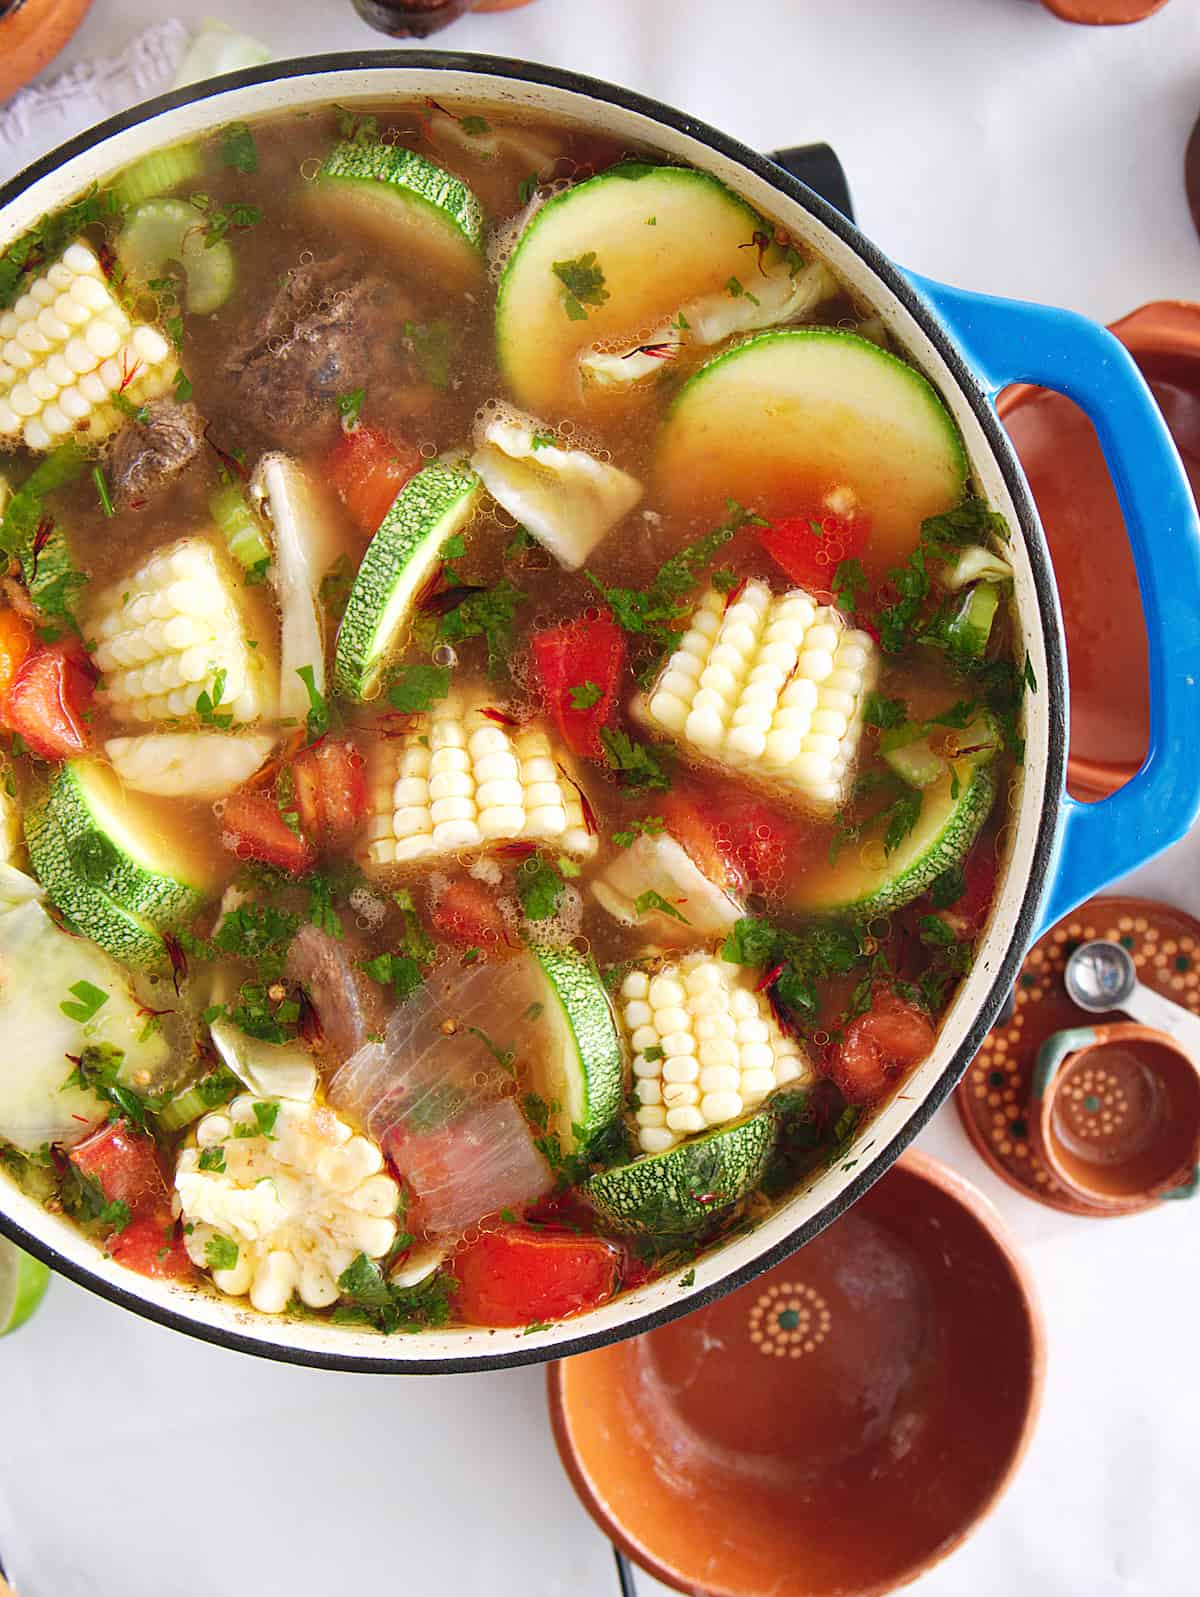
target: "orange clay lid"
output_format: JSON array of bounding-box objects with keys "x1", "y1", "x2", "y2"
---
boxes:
[
  {"x1": 549, "y1": 1151, "x2": 1044, "y2": 1597},
  {"x1": 0, "y1": 0, "x2": 92, "y2": 103},
  {"x1": 1040, "y1": 0, "x2": 1170, "y2": 21}
]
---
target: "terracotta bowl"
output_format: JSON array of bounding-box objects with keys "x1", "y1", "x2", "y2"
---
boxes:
[
  {"x1": 998, "y1": 301, "x2": 1200, "y2": 799},
  {"x1": 548, "y1": 1152, "x2": 1045, "y2": 1597},
  {"x1": 1030, "y1": 1022, "x2": 1200, "y2": 1212},
  {"x1": 1038, "y1": 0, "x2": 1170, "y2": 21},
  {"x1": 0, "y1": 0, "x2": 92, "y2": 100}
]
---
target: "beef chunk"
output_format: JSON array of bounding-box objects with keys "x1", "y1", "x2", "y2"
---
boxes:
[
  {"x1": 107, "y1": 399, "x2": 203, "y2": 509},
  {"x1": 224, "y1": 258, "x2": 419, "y2": 448}
]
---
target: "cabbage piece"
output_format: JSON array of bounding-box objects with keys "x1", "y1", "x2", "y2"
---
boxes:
[
  {"x1": 329, "y1": 961, "x2": 553, "y2": 1235},
  {"x1": 209, "y1": 1019, "x2": 317, "y2": 1103},
  {"x1": 0, "y1": 899, "x2": 171, "y2": 1151},
  {"x1": 580, "y1": 258, "x2": 839, "y2": 391},
  {"x1": 470, "y1": 410, "x2": 642, "y2": 570},
  {"x1": 173, "y1": 21, "x2": 271, "y2": 88},
  {"x1": 251, "y1": 453, "x2": 345, "y2": 724}
]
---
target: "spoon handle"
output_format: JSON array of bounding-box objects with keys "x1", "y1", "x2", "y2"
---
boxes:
[{"x1": 1123, "y1": 978, "x2": 1200, "y2": 1053}]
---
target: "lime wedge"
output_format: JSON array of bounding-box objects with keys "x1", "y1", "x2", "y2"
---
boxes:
[{"x1": 0, "y1": 1235, "x2": 50, "y2": 1335}]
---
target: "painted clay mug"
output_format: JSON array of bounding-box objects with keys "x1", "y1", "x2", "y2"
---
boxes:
[
  {"x1": 1030, "y1": 1022, "x2": 1200, "y2": 1213},
  {"x1": 352, "y1": 0, "x2": 536, "y2": 37}
]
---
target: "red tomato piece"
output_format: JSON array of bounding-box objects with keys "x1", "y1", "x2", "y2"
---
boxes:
[
  {"x1": 290, "y1": 738, "x2": 367, "y2": 850},
  {"x1": 659, "y1": 787, "x2": 812, "y2": 896},
  {"x1": 530, "y1": 613, "x2": 625, "y2": 759},
  {"x1": 0, "y1": 608, "x2": 35, "y2": 704},
  {"x1": 830, "y1": 990, "x2": 936, "y2": 1105},
  {"x1": 448, "y1": 1226, "x2": 621, "y2": 1327},
  {"x1": 431, "y1": 877, "x2": 508, "y2": 950},
  {"x1": 325, "y1": 425, "x2": 421, "y2": 536},
  {"x1": 108, "y1": 1217, "x2": 194, "y2": 1281},
  {"x1": 70, "y1": 1120, "x2": 168, "y2": 1216},
  {"x1": 220, "y1": 792, "x2": 315, "y2": 875},
  {"x1": 758, "y1": 508, "x2": 871, "y2": 598},
  {"x1": 2, "y1": 642, "x2": 95, "y2": 760}
]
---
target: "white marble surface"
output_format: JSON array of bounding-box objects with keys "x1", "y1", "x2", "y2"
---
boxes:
[{"x1": 1, "y1": 2, "x2": 1199, "y2": 1593}]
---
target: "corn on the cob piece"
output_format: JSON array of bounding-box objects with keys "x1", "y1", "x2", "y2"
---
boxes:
[
  {"x1": 641, "y1": 579, "x2": 878, "y2": 813},
  {"x1": 364, "y1": 692, "x2": 598, "y2": 868},
  {"x1": 0, "y1": 241, "x2": 175, "y2": 452},
  {"x1": 89, "y1": 537, "x2": 274, "y2": 725},
  {"x1": 619, "y1": 955, "x2": 814, "y2": 1154}
]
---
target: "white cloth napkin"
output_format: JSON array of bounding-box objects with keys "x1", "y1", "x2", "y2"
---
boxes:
[{"x1": 0, "y1": 20, "x2": 191, "y2": 184}]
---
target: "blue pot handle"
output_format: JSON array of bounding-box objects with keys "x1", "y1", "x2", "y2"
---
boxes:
[{"x1": 906, "y1": 273, "x2": 1200, "y2": 936}]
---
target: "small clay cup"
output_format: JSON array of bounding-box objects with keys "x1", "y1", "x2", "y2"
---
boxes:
[
  {"x1": 1030, "y1": 1022, "x2": 1200, "y2": 1213},
  {"x1": 0, "y1": 0, "x2": 92, "y2": 100},
  {"x1": 998, "y1": 301, "x2": 1200, "y2": 799},
  {"x1": 548, "y1": 1151, "x2": 1044, "y2": 1597},
  {"x1": 1039, "y1": 0, "x2": 1170, "y2": 21}
]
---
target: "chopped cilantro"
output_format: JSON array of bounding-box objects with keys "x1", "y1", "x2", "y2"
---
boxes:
[
  {"x1": 723, "y1": 917, "x2": 862, "y2": 1022},
  {"x1": 209, "y1": 904, "x2": 299, "y2": 975},
  {"x1": 198, "y1": 1145, "x2": 227, "y2": 1173},
  {"x1": 360, "y1": 951, "x2": 424, "y2": 1003},
  {"x1": 404, "y1": 319, "x2": 455, "y2": 390},
  {"x1": 711, "y1": 566, "x2": 739, "y2": 594},
  {"x1": 552, "y1": 252, "x2": 609, "y2": 320},
  {"x1": 252, "y1": 1100, "x2": 280, "y2": 1139},
  {"x1": 862, "y1": 692, "x2": 908, "y2": 729},
  {"x1": 724, "y1": 274, "x2": 760, "y2": 306},
  {"x1": 435, "y1": 579, "x2": 527, "y2": 680},
  {"x1": 206, "y1": 1234, "x2": 240, "y2": 1271},
  {"x1": 832, "y1": 557, "x2": 867, "y2": 615},
  {"x1": 334, "y1": 107, "x2": 378, "y2": 144},
  {"x1": 679, "y1": 1268, "x2": 696, "y2": 1288},
  {"x1": 335, "y1": 387, "x2": 364, "y2": 425},
  {"x1": 523, "y1": 1319, "x2": 552, "y2": 1336},
  {"x1": 319, "y1": 553, "x2": 354, "y2": 626},
  {"x1": 598, "y1": 728, "x2": 672, "y2": 792},
  {"x1": 518, "y1": 173, "x2": 539, "y2": 205},
  {"x1": 295, "y1": 663, "x2": 330, "y2": 744},
  {"x1": 334, "y1": 1253, "x2": 458, "y2": 1335},
  {"x1": 929, "y1": 863, "x2": 966, "y2": 910},
  {"x1": 306, "y1": 873, "x2": 345, "y2": 940},
  {"x1": 59, "y1": 1159, "x2": 130, "y2": 1234},
  {"x1": 459, "y1": 114, "x2": 490, "y2": 136},
  {"x1": 220, "y1": 122, "x2": 258, "y2": 173},
  {"x1": 643, "y1": 1044, "x2": 664, "y2": 1063},
  {"x1": 568, "y1": 679, "x2": 602, "y2": 710},
  {"x1": 517, "y1": 852, "x2": 565, "y2": 921},
  {"x1": 633, "y1": 889, "x2": 689, "y2": 924},
  {"x1": 61, "y1": 1044, "x2": 154, "y2": 1133},
  {"x1": 612, "y1": 814, "x2": 665, "y2": 848},
  {"x1": 195, "y1": 668, "x2": 233, "y2": 729},
  {"x1": 388, "y1": 662, "x2": 450, "y2": 714},
  {"x1": 60, "y1": 979, "x2": 108, "y2": 1024},
  {"x1": 0, "y1": 188, "x2": 115, "y2": 311},
  {"x1": 172, "y1": 368, "x2": 193, "y2": 403}
]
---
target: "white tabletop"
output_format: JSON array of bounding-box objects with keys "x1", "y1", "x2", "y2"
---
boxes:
[{"x1": 1, "y1": 2, "x2": 1199, "y2": 1594}]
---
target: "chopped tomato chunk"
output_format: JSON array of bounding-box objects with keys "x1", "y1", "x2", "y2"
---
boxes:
[
  {"x1": 70, "y1": 1120, "x2": 168, "y2": 1216},
  {"x1": 290, "y1": 737, "x2": 367, "y2": 850},
  {"x1": 0, "y1": 609, "x2": 35, "y2": 703},
  {"x1": 758, "y1": 505, "x2": 871, "y2": 598},
  {"x1": 431, "y1": 877, "x2": 508, "y2": 950},
  {"x1": 220, "y1": 792, "x2": 315, "y2": 875},
  {"x1": 530, "y1": 612, "x2": 625, "y2": 758},
  {"x1": 108, "y1": 1216, "x2": 194, "y2": 1281},
  {"x1": 830, "y1": 989, "x2": 936, "y2": 1105},
  {"x1": 2, "y1": 642, "x2": 95, "y2": 760},
  {"x1": 448, "y1": 1225, "x2": 621, "y2": 1327},
  {"x1": 325, "y1": 424, "x2": 421, "y2": 536},
  {"x1": 659, "y1": 786, "x2": 813, "y2": 896}
]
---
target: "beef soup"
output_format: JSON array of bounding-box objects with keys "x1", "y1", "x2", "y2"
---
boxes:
[{"x1": 0, "y1": 102, "x2": 1025, "y2": 1334}]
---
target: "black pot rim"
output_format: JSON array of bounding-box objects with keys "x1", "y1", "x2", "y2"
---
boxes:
[{"x1": 0, "y1": 50, "x2": 1066, "y2": 1375}]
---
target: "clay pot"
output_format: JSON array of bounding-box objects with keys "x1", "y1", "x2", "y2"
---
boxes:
[
  {"x1": 549, "y1": 1151, "x2": 1044, "y2": 1597},
  {"x1": 1039, "y1": 0, "x2": 1170, "y2": 21},
  {"x1": 0, "y1": 0, "x2": 91, "y2": 100},
  {"x1": 1030, "y1": 1022, "x2": 1200, "y2": 1213},
  {"x1": 998, "y1": 301, "x2": 1200, "y2": 799},
  {"x1": 352, "y1": 0, "x2": 534, "y2": 37}
]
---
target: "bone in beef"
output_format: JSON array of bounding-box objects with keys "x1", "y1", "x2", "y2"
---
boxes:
[
  {"x1": 107, "y1": 399, "x2": 204, "y2": 509},
  {"x1": 224, "y1": 258, "x2": 408, "y2": 447}
]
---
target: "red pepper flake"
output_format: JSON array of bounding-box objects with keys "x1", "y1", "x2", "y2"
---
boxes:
[
  {"x1": 297, "y1": 989, "x2": 324, "y2": 1049},
  {"x1": 419, "y1": 582, "x2": 485, "y2": 616},
  {"x1": 623, "y1": 342, "x2": 678, "y2": 362},
  {"x1": 162, "y1": 932, "x2": 188, "y2": 997},
  {"x1": 492, "y1": 840, "x2": 537, "y2": 860},
  {"x1": 478, "y1": 706, "x2": 519, "y2": 727},
  {"x1": 64, "y1": 1052, "x2": 82, "y2": 1067},
  {"x1": 556, "y1": 765, "x2": 598, "y2": 836},
  {"x1": 28, "y1": 515, "x2": 55, "y2": 581},
  {"x1": 203, "y1": 423, "x2": 249, "y2": 481},
  {"x1": 737, "y1": 229, "x2": 773, "y2": 276},
  {"x1": 723, "y1": 576, "x2": 749, "y2": 609},
  {"x1": 756, "y1": 961, "x2": 785, "y2": 993},
  {"x1": 116, "y1": 351, "x2": 143, "y2": 396},
  {"x1": 128, "y1": 499, "x2": 147, "y2": 511}
]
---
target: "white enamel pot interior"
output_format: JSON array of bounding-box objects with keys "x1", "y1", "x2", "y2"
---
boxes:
[{"x1": 0, "y1": 54, "x2": 1064, "y2": 1372}]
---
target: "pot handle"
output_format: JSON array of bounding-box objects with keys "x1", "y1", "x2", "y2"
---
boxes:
[{"x1": 906, "y1": 273, "x2": 1200, "y2": 935}]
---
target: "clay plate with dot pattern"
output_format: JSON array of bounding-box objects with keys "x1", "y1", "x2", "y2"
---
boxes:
[
  {"x1": 955, "y1": 896, "x2": 1200, "y2": 1215},
  {"x1": 549, "y1": 1150, "x2": 1044, "y2": 1597}
]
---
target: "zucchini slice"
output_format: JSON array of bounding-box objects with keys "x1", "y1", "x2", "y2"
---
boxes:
[
  {"x1": 494, "y1": 163, "x2": 770, "y2": 417},
  {"x1": 584, "y1": 1111, "x2": 777, "y2": 1236},
  {"x1": 527, "y1": 945, "x2": 625, "y2": 1158},
  {"x1": 332, "y1": 459, "x2": 482, "y2": 702},
  {"x1": 789, "y1": 741, "x2": 998, "y2": 917},
  {"x1": 655, "y1": 329, "x2": 968, "y2": 575},
  {"x1": 311, "y1": 141, "x2": 485, "y2": 290},
  {"x1": 23, "y1": 808, "x2": 166, "y2": 970},
  {"x1": 116, "y1": 197, "x2": 235, "y2": 315}
]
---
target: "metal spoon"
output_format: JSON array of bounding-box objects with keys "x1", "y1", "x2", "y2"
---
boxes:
[{"x1": 1064, "y1": 940, "x2": 1200, "y2": 1053}]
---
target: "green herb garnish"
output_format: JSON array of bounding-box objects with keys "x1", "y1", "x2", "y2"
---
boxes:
[{"x1": 552, "y1": 252, "x2": 609, "y2": 320}]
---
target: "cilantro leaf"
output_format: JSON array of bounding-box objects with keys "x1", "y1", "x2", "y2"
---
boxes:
[
  {"x1": 552, "y1": 252, "x2": 609, "y2": 320},
  {"x1": 388, "y1": 663, "x2": 450, "y2": 714},
  {"x1": 195, "y1": 668, "x2": 233, "y2": 730},
  {"x1": 612, "y1": 815, "x2": 665, "y2": 848},
  {"x1": 220, "y1": 122, "x2": 258, "y2": 173},
  {"x1": 206, "y1": 1234, "x2": 240, "y2": 1271},
  {"x1": 295, "y1": 664, "x2": 330, "y2": 744},
  {"x1": 335, "y1": 387, "x2": 364, "y2": 425},
  {"x1": 517, "y1": 852, "x2": 565, "y2": 921},
  {"x1": 334, "y1": 1253, "x2": 458, "y2": 1335},
  {"x1": 60, "y1": 979, "x2": 108, "y2": 1024},
  {"x1": 633, "y1": 889, "x2": 689, "y2": 924},
  {"x1": 404, "y1": 319, "x2": 456, "y2": 389},
  {"x1": 568, "y1": 679, "x2": 602, "y2": 709},
  {"x1": 198, "y1": 1145, "x2": 227, "y2": 1173},
  {"x1": 598, "y1": 728, "x2": 672, "y2": 792},
  {"x1": 435, "y1": 579, "x2": 527, "y2": 680},
  {"x1": 862, "y1": 692, "x2": 908, "y2": 729}
]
